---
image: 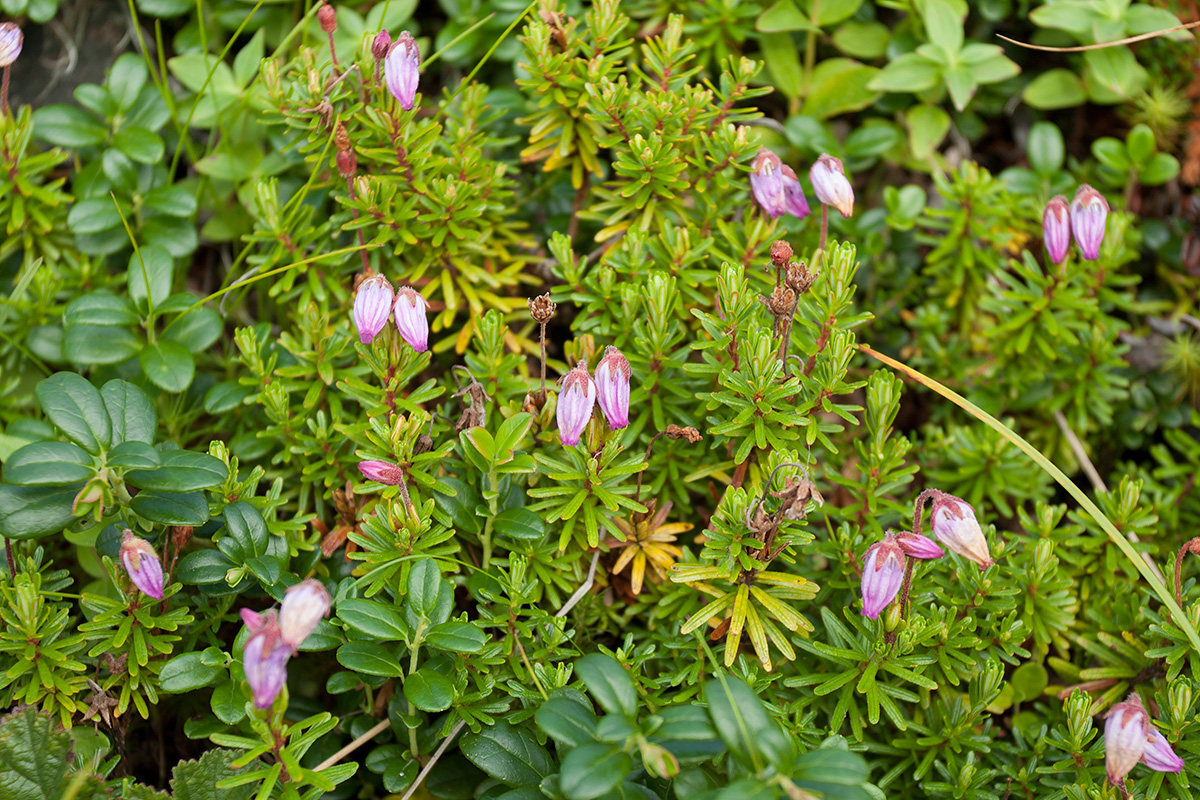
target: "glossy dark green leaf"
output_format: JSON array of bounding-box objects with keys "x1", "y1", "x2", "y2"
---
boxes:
[
  {"x1": 63, "y1": 293, "x2": 139, "y2": 327},
  {"x1": 425, "y1": 621, "x2": 486, "y2": 653},
  {"x1": 2, "y1": 441, "x2": 94, "y2": 485},
  {"x1": 164, "y1": 307, "x2": 223, "y2": 353},
  {"x1": 140, "y1": 340, "x2": 195, "y2": 393},
  {"x1": 125, "y1": 450, "x2": 228, "y2": 492},
  {"x1": 460, "y1": 722, "x2": 552, "y2": 788},
  {"x1": 128, "y1": 245, "x2": 174, "y2": 311},
  {"x1": 143, "y1": 184, "x2": 199, "y2": 218},
  {"x1": 493, "y1": 507, "x2": 545, "y2": 542},
  {"x1": 704, "y1": 675, "x2": 794, "y2": 772},
  {"x1": 338, "y1": 598, "x2": 408, "y2": 641},
  {"x1": 403, "y1": 666, "x2": 454, "y2": 712},
  {"x1": 575, "y1": 654, "x2": 637, "y2": 719},
  {"x1": 176, "y1": 549, "x2": 236, "y2": 584},
  {"x1": 113, "y1": 126, "x2": 165, "y2": 164},
  {"x1": 101, "y1": 380, "x2": 158, "y2": 445},
  {"x1": 160, "y1": 652, "x2": 222, "y2": 693},
  {"x1": 221, "y1": 501, "x2": 267, "y2": 558},
  {"x1": 36, "y1": 373, "x2": 112, "y2": 454},
  {"x1": 559, "y1": 743, "x2": 631, "y2": 800},
  {"x1": 32, "y1": 104, "x2": 108, "y2": 148},
  {"x1": 130, "y1": 490, "x2": 209, "y2": 526},
  {"x1": 336, "y1": 642, "x2": 405, "y2": 677},
  {"x1": 0, "y1": 483, "x2": 82, "y2": 539},
  {"x1": 61, "y1": 324, "x2": 141, "y2": 367},
  {"x1": 106, "y1": 441, "x2": 161, "y2": 471},
  {"x1": 67, "y1": 198, "x2": 123, "y2": 235},
  {"x1": 535, "y1": 696, "x2": 598, "y2": 748}
]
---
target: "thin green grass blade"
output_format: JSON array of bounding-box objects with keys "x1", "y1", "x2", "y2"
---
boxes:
[{"x1": 859, "y1": 344, "x2": 1200, "y2": 653}]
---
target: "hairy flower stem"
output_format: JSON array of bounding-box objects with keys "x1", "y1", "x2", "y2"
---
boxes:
[
  {"x1": 911, "y1": 488, "x2": 939, "y2": 538},
  {"x1": 1, "y1": 66, "x2": 9, "y2": 116},
  {"x1": 4, "y1": 538, "x2": 14, "y2": 576},
  {"x1": 539, "y1": 320, "x2": 547, "y2": 397},
  {"x1": 327, "y1": 31, "x2": 341, "y2": 75}
]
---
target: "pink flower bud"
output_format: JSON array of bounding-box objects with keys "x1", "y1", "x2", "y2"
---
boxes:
[
  {"x1": 594, "y1": 346, "x2": 631, "y2": 430},
  {"x1": 279, "y1": 579, "x2": 331, "y2": 651},
  {"x1": 1142, "y1": 727, "x2": 1184, "y2": 773},
  {"x1": 393, "y1": 286, "x2": 429, "y2": 352},
  {"x1": 810, "y1": 154, "x2": 854, "y2": 217},
  {"x1": 372, "y1": 30, "x2": 393, "y2": 61},
  {"x1": 896, "y1": 531, "x2": 944, "y2": 560},
  {"x1": 317, "y1": 3, "x2": 337, "y2": 34},
  {"x1": 780, "y1": 165, "x2": 811, "y2": 221},
  {"x1": 358, "y1": 459, "x2": 405, "y2": 485},
  {"x1": 860, "y1": 533, "x2": 905, "y2": 619},
  {"x1": 556, "y1": 360, "x2": 596, "y2": 447},
  {"x1": 241, "y1": 609, "x2": 290, "y2": 709},
  {"x1": 353, "y1": 275, "x2": 393, "y2": 345},
  {"x1": 750, "y1": 149, "x2": 787, "y2": 219},
  {"x1": 120, "y1": 530, "x2": 164, "y2": 600},
  {"x1": 929, "y1": 493, "x2": 993, "y2": 568},
  {"x1": 0, "y1": 23, "x2": 22, "y2": 68},
  {"x1": 1070, "y1": 184, "x2": 1108, "y2": 260},
  {"x1": 1105, "y1": 694, "x2": 1150, "y2": 786},
  {"x1": 1043, "y1": 195, "x2": 1071, "y2": 265},
  {"x1": 385, "y1": 32, "x2": 420, "y2": 111}
]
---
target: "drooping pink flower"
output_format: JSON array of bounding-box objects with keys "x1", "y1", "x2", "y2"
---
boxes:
[
  {"x1": 279, "y1": 579, "x2": 331, "y2": 651},
  {"x1": 385, "y1": 32, "x2": 420, "y2": 111},
  {"x1": 1142, "y1": 727, "x2": 1184, "y2": 773},
  {"x1": 594, "y1": 346, "x2": 631, "y2": 430},
  {"x1": 780, "y1": 166, "x2": 811, "y2": 221},
  {"x1": 929, "y1": 493, "x2": 993, "y2": 568},
  {"x1": 557, "y1": 360, "x2": 596, "y2": 447},
  {"x1": 0, "y1": 23, "x2": 22, "y2": 68},
  {"x1": 358, "y1": 460, "x2": 405, "y2": 485},
  {"x1": 750, "y1": 149, "x2": 787, "y2": 218},
  {"x1": 120, "y1": 530, "x2": 164, "y2": 600},
  {"x1": 393, "y1": 286, "x2": 429, "y2": 352},
  {"x1": 896, "y1": 531, "x2": 944, "y2": 560},
  {"x1": 1105, "y1": 694, "x2": 1150, "y2": 786},
  {"x1": 1070, "y1": 184, "x2": 1108, "y2": 260},
  {"x1": 353, "y1": 275, "x2": 394, "y2": 345},
  {"x1": 240, "y1": 609, "x2": 291, "y2": 709},
  {"x1": 860, "y1": 533, "x2": 906, "y2": 620},
  {"x1": 1043, "y1": 195, "x2": 1071, "y2": 265},
  {"x1": 810, "y1": 154, "x2": 854, "y2": 217}
]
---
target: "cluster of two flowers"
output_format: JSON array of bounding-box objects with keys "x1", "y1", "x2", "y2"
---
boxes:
[
  {"x1": 353, "y1": 275, "x2": 430, "y2": 352},
  {"x1": 120, "y1": 531, "x2": 331, "y2": 710},
  {"x1": 750, "y1": 151, "x2": 855, "y2": 221},
  {"x1": 1042, "y1": 185, "x2": 1109, "y2": 264}
]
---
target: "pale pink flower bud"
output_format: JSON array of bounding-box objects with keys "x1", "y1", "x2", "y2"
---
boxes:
[
  {"x1": 1142, "y1": 727, "x2": 1184, "y2": 773},
  {"x1": 556, "y1": 360, "x2": 596, "y2": 447},
  {"x1": 353, "y1": 275, "x2": 393, "y2": 345},
  {"x1": 896, "y1": 531, "x2": 944, "y2": 560},
  {"x1": 120, "y1": 530, "x2": 164, "y2": 600},
  {"x1": 1043, "y1": 195, "x2": 1071, "y2": 265},
  {"x1": 810, "y1": 154, "x2": 854, "y2": 217},
  {"x1": 279, "y1": 579, "x2": 331, "y2": 651},
  {"x1": 393, "y1": 286, "x2": 429, "y2": 352},
  {"x1": 358, "y1": 459, "x2": 405, "y2": 485},
  {"x1": 1105, "y1": 694, "x2": 1150, "y2": 786},
  {"x1": 750, "y1": 149, "x2": 787, "y2": 219},
  {"x1": 930, "y1": 493, "x2": 993, "y2": 568},
  {"x1": 594, "y1": 346, "x2": 631, "y2": 430},
  {"x1": 317, "y1": 3, "x2": 337, "y2": 34},
  {"x1": 1070, "y1": 184, "x2": 1108, "y2": 260},
  {"x1": 385, "y1": 32, "x2": 420, "y2": 111},
  {"x1": 240, "y1": 609, "x2": 290, "y2": 709},
  {"x1": 780, "y1": 165, "x2": 811, "y2": 221},
  {"x1": 0, "y1": 23, "x2": 21, "y2": 68},
  {"x1": 860, "y1": 533, "x2": 905, "y2": 619}
]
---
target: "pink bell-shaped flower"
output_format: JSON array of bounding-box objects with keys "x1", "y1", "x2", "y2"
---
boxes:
[
  {"x1": 119, "y1": 530, "x2": 165, "y2": 600},
  {"x1": 556, "y1": 360, "x2": 596, "y2": 446}
]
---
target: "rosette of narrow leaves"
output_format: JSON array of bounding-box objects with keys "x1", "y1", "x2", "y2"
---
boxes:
[
  {"x1": 78, "y1": 566, "x2": 193, "y2": 719},
  {"x1": 671, "y1": 484, "x2": 818, "y2": 670},
  {"x1": 530, "y1": 436, "x2": 646, "y2": 550}
]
